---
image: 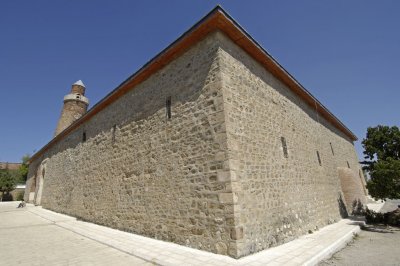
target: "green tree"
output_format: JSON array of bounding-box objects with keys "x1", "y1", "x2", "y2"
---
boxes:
[
  {"x1": 361, "y1": 125, "x2": 400, "y2": 200},
  {"x1": 0, "y1": 170, "x2": 16, "y2": 201},
  {"x1": 18, "y1": 154, "x2": 30, "y2": 183}
]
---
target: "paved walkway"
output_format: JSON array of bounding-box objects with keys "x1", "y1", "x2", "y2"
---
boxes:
[
  {"x1": 1, "y1": 202, "x2": 362, "y2": 265},
  {"x1": 0, "y1": 202, "x2": 150, "y2": 265},
  {"x1": 320, "y1": 200, "x2": 400, "y2": 266}
]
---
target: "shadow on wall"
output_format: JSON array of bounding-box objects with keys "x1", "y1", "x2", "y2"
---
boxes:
[
  {"x1": 1, "y1": 192, "x2": 13, "y2": 201},
  {"x1": 352, "y1": 199, "x2": 364, "y2": 215},
  {"x1": 338, "y1": 193, "x2": 349, "y2": 218}
]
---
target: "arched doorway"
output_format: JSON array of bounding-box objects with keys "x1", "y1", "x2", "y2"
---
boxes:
[
  {"x1": 34, "y1": 159, "x2": 47, "y2": 206},
  {"x1": 28, "y1": 174, "x2": 37, "y2": 202}
]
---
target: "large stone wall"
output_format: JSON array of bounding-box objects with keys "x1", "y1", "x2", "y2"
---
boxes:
[
  {"x1": 216, "y1": 32, "x2": 364, "y2": 257},
  {"x1": 26, "y1": 32, "x2": 236, "y2": 255},
  {"x1": 25, "y1": 31, "x2": 365, "y2": 258}
]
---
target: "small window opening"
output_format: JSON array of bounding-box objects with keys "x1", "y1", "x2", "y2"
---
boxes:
[
  {"x1": 112, "y1": 125, "x2": 116, "y2": 143},
  {"x1": 316, "y1": 151, "x2": 322, "y2": 166},
  {"x1": 329, "y1": 142, "x2": 335, "y2": 156},
  {"x1": 281, "y1": 137, "x2": 288, "y2": 158},
  {"x1": 346, "y1": 161, "x2": 350, "y2": 168},
  {"x1": 82, "y1": 131, "x2": 86, "y2": 142},
  {"x1": 166, "y1": 96, "x2": 172, "y2": 119}
]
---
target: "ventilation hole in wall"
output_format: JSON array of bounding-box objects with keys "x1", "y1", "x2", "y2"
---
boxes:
[
  {"x1": 316, "y1": 151, "x2": 322, "y2": 166},
  {"x1": 330, "y1": 142, "x2": 335, "y2": 156},
  {"x1": 112, "y1": 125, "x2": 116, "y2": 143},
  {"x1": 82, "y1": 131, "x2": 86, "y2": 142},
  {"x1": 347, "y1": 161, "x2": 350, "y2": 168},
  {"x1": 281, "y1": 137, "x2": 288, "y2": 158},
  {"x1": 166, "y1": 96, "x2": 172, "y2": 119}
]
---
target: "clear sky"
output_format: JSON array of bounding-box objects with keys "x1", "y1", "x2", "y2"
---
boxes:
[{"x1": 0, "y1": 0, "x2": 399, "y2": 163}]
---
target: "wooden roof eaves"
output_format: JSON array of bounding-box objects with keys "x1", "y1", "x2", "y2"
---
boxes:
[{"x1": 29, "y1": 6, "x2": 356, "y2": 163}]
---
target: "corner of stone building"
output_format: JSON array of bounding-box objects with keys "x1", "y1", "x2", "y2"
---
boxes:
[{"x1": 211, "y1": 42, "x2": 245, "y2": 258}]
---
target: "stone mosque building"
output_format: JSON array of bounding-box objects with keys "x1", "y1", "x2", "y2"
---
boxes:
[{"x1": 25, "y1": 7, "x2": 367, "y2": 258}]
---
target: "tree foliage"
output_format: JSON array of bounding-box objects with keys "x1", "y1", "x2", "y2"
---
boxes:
[
  {"x1": 0, "y1": 170, "x2": 16, "y2": 201},
  {"x1": 18, "y1": 154, "x2": 30, "y2": 182},
  {"x1": 362, "y1": 125, "x2": 400, "y2": 200}
]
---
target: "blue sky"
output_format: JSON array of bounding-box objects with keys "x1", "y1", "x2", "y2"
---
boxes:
[{"x1": 0, "y1": 1, "x2": 399, "y2": 163}]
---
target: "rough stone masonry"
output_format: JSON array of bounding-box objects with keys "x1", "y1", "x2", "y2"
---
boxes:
[{"x1": 25, "y1": 7, "x2": 367, "y2": 258}]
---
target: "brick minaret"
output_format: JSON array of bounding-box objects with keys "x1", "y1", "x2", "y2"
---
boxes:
[{"x1": 54, "y1": 80, "x2": 89, "y2": 136}]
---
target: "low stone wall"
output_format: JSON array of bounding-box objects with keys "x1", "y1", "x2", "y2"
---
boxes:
[
  {"x1": 0, "y1": 162, "x2": 21, "y2": 171},
  {"x1": 1, "y1": 186, "x2": 25, "y2": 201}
]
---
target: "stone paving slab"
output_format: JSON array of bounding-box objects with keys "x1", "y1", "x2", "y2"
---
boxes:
[
  {"x1": 5, "y1": 203, "x2": 361, "y2": 265},
  {"x1": 0, "y1": 202, "x2": 151, "y2": 266}
]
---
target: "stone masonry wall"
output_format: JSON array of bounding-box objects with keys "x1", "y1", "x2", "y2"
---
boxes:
[
  {"x1": 26, "y1": 33, "x2": 237, "y2": 256},
  {"x1": 55, "y1": 100, "x2": 88, "y2": 136},
  {"x1": 25, "y1": 30, "x2": 366, "y2": 259},
  {"x1": 216, "y1": 32, "x2": 364, "y2": 257}
]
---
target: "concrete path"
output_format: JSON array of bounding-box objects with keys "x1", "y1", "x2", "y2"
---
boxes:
[{"x1": 0, "y1": 202, "x2": 362, "y2": 265}]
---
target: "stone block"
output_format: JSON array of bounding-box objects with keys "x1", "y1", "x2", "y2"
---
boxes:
[
  {"x1": 218, "y1": 193, "x2": 238, "y2": 204},
  {"x1": 215, "y1": 242, "x2": 228, "y2": 255},
  {"x1": 230, "y1": 226, "x2": 244, "y2": 240},
  {"x1": 217, "y1": 171, "x2": 231, "y2": 182}
]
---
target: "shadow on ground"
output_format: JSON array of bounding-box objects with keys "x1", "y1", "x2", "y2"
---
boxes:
[{"x1": 361, "y1": 224, "x2": 400, "y2": 234}]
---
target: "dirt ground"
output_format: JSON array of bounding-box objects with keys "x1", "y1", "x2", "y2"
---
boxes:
[{"x1": 320, "y1": 200, "x2": 400, "y2": 266}]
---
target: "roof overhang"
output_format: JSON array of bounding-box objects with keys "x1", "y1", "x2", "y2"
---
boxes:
[{"x1": 29, "y1": 6, "x2": 357, "y2": 163}]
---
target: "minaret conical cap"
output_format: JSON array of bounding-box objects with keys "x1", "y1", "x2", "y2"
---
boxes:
[{"x1": 73, "y1": 80, "x2": 85, "y2": 87}]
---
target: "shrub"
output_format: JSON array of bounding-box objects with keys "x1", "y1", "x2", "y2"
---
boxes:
[
  {"x1": 365, "y1": 207, "x2": 400, "y2": 226},
  {"x1": 365, "y1": 208, "x2": 386, "y2": 224},
  {"x1": 387, "y1": 209, "x2": 400, "y2": 226},
  {"x1": 15, "y1": 191, "x2": 24, "y2": 201}
]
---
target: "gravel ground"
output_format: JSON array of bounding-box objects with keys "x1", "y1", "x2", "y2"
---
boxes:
[{"x1": 319, "y1": 200, "x2": 400, "y2": 266}]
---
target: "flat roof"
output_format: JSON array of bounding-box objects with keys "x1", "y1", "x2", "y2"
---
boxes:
[{"x1": 30, "y1": 6, "x2": 357, "y2": 163}]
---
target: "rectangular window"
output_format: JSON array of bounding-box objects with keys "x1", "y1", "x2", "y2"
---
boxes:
[
  {"x1": 316, "y1": 151, "x2": 322, "y2": 166},
  {"x1": 82, "y1": 131, "x2": 87, "y2": 142},
  {"x1": 166, "y1": 96, "x2": 172, "y2": 119},
  {"x1": 281, "y1": 137, "x2": 288, "y2": 158},
  {"x1": 112, "y1": 125, "x2": 116, "y2": 143},
  {"x1": 330, "y1": 142, "x2": 335, "y2": 156},
  {"x1": 347, "y1": 161, "x2": 350, "y2": 168}
]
